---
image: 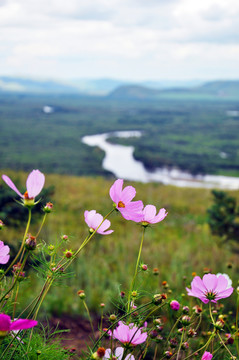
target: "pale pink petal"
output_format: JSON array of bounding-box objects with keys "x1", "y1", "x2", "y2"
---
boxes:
[
  {"x1": 84, "y1": 210, "x2": 96, "y2": 227},
  {"x1": 98, "y1": 219, "x2": 114, "y2": 235},
  {"x1": 115, "y1": 347, "x2": 124, "y2": 360},
  {"x1": 192, "y1": 276, "x2": 207, "y2": 292},
  {"x1": 10, "y1": 319, "x2": 38, "y2": 331},
  {"x1": 2, "y1": 175, "x2": 23, "y2": 198},
  {"x1": 126, "y1": 354, "x2": 135, "y2": 360},
  {"x1": 143, "y1": 205, "x2": 156, "y2": 221},
  {"x1": 0, "y1": 314, "x2": 11, "y2": 331},
  {"x1": 91, "y1": 213, "x2": 103, "y2": 229},
  {"x1": 151, "y1": 208, "x2": 168, "y2": 223},
  {"x1": 0, "y1": 244, "x2": 10, "y2": 256},
  {"x1": 26, "y1": 170, "x2": 45, "y2": 198},
  {"x1": 202, "y1": 274, "x2": 218, "y2": 292},
  {"x1": 215, "y1": 275, "x2": 230, "y2": 293},
  {"x1": 103, "y1": 349, "x2": 112, "y2": 360},
  {"x1": 121, "y1": 186, "x2": 137, "y2": 204},
  {"x1": 0, "y1": 254, "x2": 10, "y2": 264},
  {"x1": 215, "y1": 287, "x2": 234, "y2": 299},
  {"x1": 109, "y1": 179, "x2": 123, "y2": 203},
  {"x1": 120, "y1": 201, "x2": 144, "y2": 221}
]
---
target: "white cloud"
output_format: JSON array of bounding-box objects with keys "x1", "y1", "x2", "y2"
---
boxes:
[{"x1": 0, "y1": 0, "x2": 238, "y2": 80}]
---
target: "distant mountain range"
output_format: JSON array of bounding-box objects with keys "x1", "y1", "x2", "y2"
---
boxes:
[{"x1": 0, "y1": 76, "x2": 239, "y2": 100}]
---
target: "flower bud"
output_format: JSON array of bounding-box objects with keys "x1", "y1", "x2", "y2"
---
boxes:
[
  {"x1": 169, "y1": 338, "x2": 178, "y2": 348},
  {"x1": 153, "y1": 318, "x2": 162, "y2": 326},
  {"x1": 25, "y1": 234, "x2": 37, "y2": 250},
  {"x1": 187, "y1": 328, "x2": 197, "y2": 337},
  {"x1": 182, "y1": 342, "x2": 189, "y2": 350},
  {"x1": 62, "y1": 235, "x2": 68, "y2": 241},
  {"x1": 43, "y1": 202, "x2": 53, "y2": 213},
  {"x1": 64, "y1": 249, "x2": 74, "y2": 258},
  {"x1": 183, "y1": 306, "x2": 189, "y2": 314},
  {"x1": 181, "y1": 315, "x2": 191, "y2": 326},
  {"x1": 100, "y1": 303, "x2": 105, "y2": 308},
  {"x1": 193, "y1": 305, "x2": 202, "y2": 314},
  {"x1": 120, "y1": 291, "x2": 125, "y2": 298},
  {"x1": 131, "y1": 291, "x2": 137, "y2": 298},
  {"x1": 109, "y1": 314, "x2": 117, "y2": 322},
  {"x1": 170, "y1": 300, "x2": 180, "y2": 311},
  {"x1": 77, "y1": 290, "x2": 86, "y2": 299},
  {"x1": 153, "y1": 268, "x2": 159, "y2": 275},
  {"x1": 215, "y1": 319, "x2": 225, "y2": 330},
  {"x1": 0, "y1": 220, "x2": 4, "y2": 230},
  {"x1": 141, "y1": 264, "x2": 148, "y2": 271},
  {"x1": 164, "y1": 351, "x2": 173, "y2": 358}
]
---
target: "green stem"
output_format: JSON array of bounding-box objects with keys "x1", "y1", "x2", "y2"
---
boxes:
[
  {"x1": 127, "y1": 226, "x2": 146, "y2": 312},
  {"x1": 217, "y1": 331, "x2": 235, "y2": 358},
  {"x1": 35, "y1": 213, "x2": 48, "y2": 238},
  {"x1": 83, "y1": 300, "x2": 96, "y2": 342},
  {"x1": 0, "y1": 252, "x2": 29, "y2": 303},
  {"x1": 0, "y1": 208, "x2": 31, "y2": 281},
  {"x1": 176, "y1": 328, "x2": 185, "y2": 360}
]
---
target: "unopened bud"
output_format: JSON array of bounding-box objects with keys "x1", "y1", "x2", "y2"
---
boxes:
[
  {"x1": 170, "y1": 300, "x2": 180, "y2": 311},
  {"x1": 182, "y1": 342, "x2": 189, "y2": 350},
  {"x1": 77, "y1": 290, "x2": 86, "y2": 299},
  {"x1": 25, "y1": 234, "x2": 37, "y2": 250},
  {"x1": 131, "y1": 291, "x2": 137, "y2": 298},
  {"x1": 153, "y1": 268, "x2": 159, "y2": 275},
  {"x1": 43, "y1": 202, "x2": 53, "y2": 213},
  {"x1": 164, "y1": 351, "x2": 173, "y2": 358},
  {"x1": 109, "y1": 314, "x2": 117, "y2": 322},
  {"x1": 62, "y1": 234, "x2": 68, "y2": 241},
  {"x1": 100, "y1": 303, "x2": 105, "y2": 308},
  {"x1": 64, "y1": 249, "x2": 73, "y2": 258},
  {"x1": 141, "y1": 264, "x2": 148, "y2": 271},
  {"x1": 0, "y1": 220, "x2": 4, "y2": 230},
  {"x1": 181, "y1": 315, "x2": 191, "y2": 326}
]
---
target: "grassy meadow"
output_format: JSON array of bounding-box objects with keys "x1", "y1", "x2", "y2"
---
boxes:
[{"x1": 1, "y1": 170, "x2": 238, "y2": 318}]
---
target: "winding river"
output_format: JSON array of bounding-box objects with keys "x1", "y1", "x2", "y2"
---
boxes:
[{"x1": 82, "y1": 131, "x2": 239, "y2": 190}]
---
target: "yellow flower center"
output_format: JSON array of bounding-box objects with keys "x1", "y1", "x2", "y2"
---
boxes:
[{"x1": 118, "y1": 201, "x2": 125, "y2": 208}]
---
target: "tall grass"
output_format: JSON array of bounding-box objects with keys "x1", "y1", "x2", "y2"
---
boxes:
[{"x1": 1, "y1": 170, "x2": 238, "y2": 317}]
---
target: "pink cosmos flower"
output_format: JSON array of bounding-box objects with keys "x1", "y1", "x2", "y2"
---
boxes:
[
  {"x1": 140, "y1": 205, "x2": 168, "y2": 225},
  {"x1": 84, "y1": 210, "x2": 113, "y2": 235},
  {"x1": 186, "y1": 273, "x2": 233, "y2": 304},
  {"x1": 109, "y1": 179, "x2": 143, "y2": 221},
  {"x1": 201, "y1": 351, "x2": 213, "y2": 360},
  {"x1": 104, "y1": 347, "x2": 135, "y2": 360},
  {"x1": 0, "y1": 313, "x2": 38, "y2": 336},
  {"x1": 2, "y1": 170, "x2": 45, "y2": 200},
  {"x1": 111, "y1": 321, "x2": 147, "y2": 346},
  {"x1": 0, "y1": 241, "x2": 10, "y2": 264}
]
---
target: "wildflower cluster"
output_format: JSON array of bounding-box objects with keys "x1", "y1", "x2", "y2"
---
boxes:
[{"x1": 0, "y1": 171, "x2": 238, "y2": 360}]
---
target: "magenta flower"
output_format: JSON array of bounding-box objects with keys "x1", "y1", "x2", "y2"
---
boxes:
[
  {"x1": 140, "y1": 205, "x2": 168, "y2": 225},
  {"x1": 2, "y1": 170, "x2": 45, "y2": 200},
  {"x1": 109, "y1": 179, "x2": 143, "y2": 221},
  {"x1": 0, "y1": 313, "x2": 38, "y2": 336},
  {"x1": 111, "y1": 321, "x2": 147, "y2": 346},
  {"x1": 170, "y1": 300, "x2": 180, "y2": 311},
  {"x1": 104, "y1": 347, "x2": 135, "y2": 360},
  {"x1": 201, "y1": 351, "x2": 213, "y2": 360},
  {"x1": 186, "y1": 273, "x2": 233, "y2": 304},
  {"x1": 0, "y1": 241, "x2": 10, "y2": 264},
  {"x1": 84, "y1": 210, "x2": 113, "y2": 235}
]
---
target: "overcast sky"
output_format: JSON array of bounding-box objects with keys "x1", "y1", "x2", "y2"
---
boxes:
[{"x1": 0, "y1": 0, "x2": 239, "y2": 81}]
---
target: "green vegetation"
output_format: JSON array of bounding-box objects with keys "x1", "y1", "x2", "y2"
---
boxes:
[
  {"x1": 1, "y1": 171, "x2": 238, "y2": 316},
  {"x1": 0, "y1": 91, "x2": 239, "y2": 177}
]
